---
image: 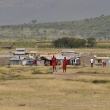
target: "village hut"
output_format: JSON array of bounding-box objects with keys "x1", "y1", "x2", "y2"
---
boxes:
[
  {"x1": 61, "y1": 50, "x2": 80, "y2": 57},
  {"x1": 16, "y1": 48, "x2": 25, "y2": 51},
  {"x1": 0, "y1": 57, "x2": 10, "y2": 65},
  {"x1": 14, "y1": 48, "x2": 26, "y2": 56},
  {"x1": 60, "y1": 50, "x2": 80, "y2": 65},
  {"x1": 10, "y1": 48, "x2": 26, "y2": 65},
  {"x1": 56, "y1": 56, "x2": 70, "y2": 65},
  {"x1": 40, "y1": 55, "x2": 71, "y2": 66},
  {"x1": 80, "y1": 53, "x2": 94, "y2": 66},
  {"x1": 95, "y1": 57, "x2": 110, "y2": 66},
  {"x1": 10, "y1": 58, "x2": 23, "y2": 65},
  {"x1": 25, "y1": 51, "x2": 38, "y2": 57},
  {"x1": 40, "y1": 56, "x2": 52, "y2": 66},
  {"x1": 13, "y1": 48, "x2": 28, "y2": 59},
  {"x1": 0, "y1": 54, "x2": 13, "y2": 65},
  {"x1": 14, "y1": 51, "x2": 25, "y2": 55}
]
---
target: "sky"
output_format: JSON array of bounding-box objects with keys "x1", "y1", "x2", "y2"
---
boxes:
[{"x1": 0, "y1": 0, "x2": 110, "y2": 25}]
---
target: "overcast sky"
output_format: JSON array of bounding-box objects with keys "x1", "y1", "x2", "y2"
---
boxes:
[{"x1": 0, "y1": 0, "x2": 110, "y2": 25}]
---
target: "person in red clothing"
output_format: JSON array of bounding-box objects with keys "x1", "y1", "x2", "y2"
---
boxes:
[
  {"x1": 63, "y1": 57, "x2": 68, "y2": 72},
  {"x1": 52, "y1": 55, "x2": 57, "y2": 72},
  {"x1": 102, "y1": 61, "x2": 106, "y2": 67}
]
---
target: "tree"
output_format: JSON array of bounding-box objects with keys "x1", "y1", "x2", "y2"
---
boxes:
[
  {"x1": 31, "y1": 20, "x2": 37, "y2": 24},
  {"x1": 100, "y1": 14, "x2": 104, "y2": 18},
  {"x1": 84, "y1": 18, "x2": 89, "y2": 22},
  {"x1": 87, "y1": 37, "x2": 97, "y2": 47},
  {"x1": 52, "y1": 37, "x2": 86, "y2": 48}
]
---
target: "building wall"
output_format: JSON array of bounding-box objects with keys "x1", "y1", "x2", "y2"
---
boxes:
[
  {"x1": 0, "y1": 58, "x2": 10, "y2": 65},
  {"x1": 80, "y1": 55, "x2": 94, "y2": 66},
  {"x1": 10, "y1": 60, "x2": 22, "y2": 65},
  {"x1": 102, "y1": 59, "x2": 110, "y2": 66}
]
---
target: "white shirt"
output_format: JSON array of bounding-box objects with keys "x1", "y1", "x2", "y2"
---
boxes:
[
  {"x1": 75, "y1": 58, "x2": 77, "y2": 64},
  {"x1": 90, "y1": 58, "x2": 94, "y2": 63}
]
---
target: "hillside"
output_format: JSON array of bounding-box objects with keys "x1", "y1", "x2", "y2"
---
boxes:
[{"x1": 0, "y1": 15, "x2": 110, "y2": 40}]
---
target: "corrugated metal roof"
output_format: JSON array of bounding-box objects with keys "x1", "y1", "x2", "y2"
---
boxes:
[
  {"x1": 14, "y1": 52, "x2": 25, "y2": 55},
  {"x1": 41, "y1": 56, "x2": 70, "y2": 60},
  {"x1": 43, "y1": 56, "x2": 52, "y2": 60},
  {"x1": 16, "y1": 48, "x2": 25, "y2": 51},
  {"x1": 61, "y1": 50, "x2": 75, "y2": 53},
  {"x1": 10, "y1": 58, "x2": 23, "y2": 61},
  {"x1": 40, "y1": 54, "x2": 53, "y2": 57},
  {"x1": 95, "y1": 57, "x2": 110, "y2": 59},
  {"x1": 14, "y1": 55, "x2": 27, "y2": 57}
]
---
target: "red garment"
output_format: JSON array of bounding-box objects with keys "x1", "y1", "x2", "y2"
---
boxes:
[
  {"x1": 52, "y1": 57, "x2": 56, "y2": 66},
  {"x1": 63, "y1": 58, "x2": 68, "y2": 71},
  {"x1": 102, "y1": 61, "x2": 106, "y2": 67},
  {"x1": 33, "y1": 60, "x2": 37, "y2": 65}
]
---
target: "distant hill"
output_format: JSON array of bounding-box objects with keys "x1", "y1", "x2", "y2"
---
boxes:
[{"x1": 0, "y1": 15, "x2": 110, "y2": 40}]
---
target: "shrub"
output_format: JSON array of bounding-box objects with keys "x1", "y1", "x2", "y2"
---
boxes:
[
  {"x1": 32, "y1": 70, "x2": 43, "y2": 74},
  {"x1": 92, "y1": 79, "x2": 110, "y2": 84}
]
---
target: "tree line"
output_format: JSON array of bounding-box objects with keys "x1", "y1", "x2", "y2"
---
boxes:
[{"x1": 52, "y1": 37, "x2": 97, "y2": 48}]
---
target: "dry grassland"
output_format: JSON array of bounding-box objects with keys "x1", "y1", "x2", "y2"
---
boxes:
[
  {"x1": 0, "y1": 64, "x2": 110, "y2": 110},
  {"x1": 0, "y1": 48, "x2": 110, "y2": 110}
]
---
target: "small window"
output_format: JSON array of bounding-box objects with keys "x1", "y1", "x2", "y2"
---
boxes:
[{"x1": 98, "y1": 59, "x2": 101, "y2": 63}]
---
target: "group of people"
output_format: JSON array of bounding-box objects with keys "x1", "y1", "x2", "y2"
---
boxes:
[
  {"x1": 51, "y1": 55, "x2": 68, "y2": 72},
  {"x1": 90, "y1": 58, "x2": 108, "y2": 67},
  {"x1": 52, "y1": 56, "x2": 96, "y2": 73},
  {"x1": 52, "y1": 56, "x2": 107, "y2": 73}
]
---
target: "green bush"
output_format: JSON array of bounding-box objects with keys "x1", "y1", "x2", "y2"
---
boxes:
[{"x1": 92, "y1": 79, "x2": 110, "y2": 84}]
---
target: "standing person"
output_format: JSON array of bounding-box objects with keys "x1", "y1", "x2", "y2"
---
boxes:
[
  {"x1": 74, "y1": 58, "x2": 78, "y2": 65},
  {"x1": 102, "y1": 61, "x2": 106, "y2": 67},
  {"x1": 102, "y1": 61, "x2": 104, "y2": 67},
  {"x1": 52, "y1": 55, "x2": 57, "y2": 72},
  {"x1": 63, "y1": 57, "x2": 68, "y2": 72},
  {"x1": 90, "y1": 58, "x2": 94, "y2": 67}
]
